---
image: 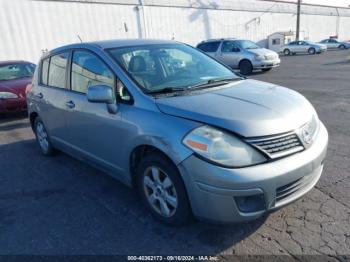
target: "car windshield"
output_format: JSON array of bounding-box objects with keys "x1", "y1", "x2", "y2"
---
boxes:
[
  {"x1": 107, "y1": 44, "x2": 238, "y2": 93},
  {"x1": 0, "y1": 63, "x2": 35, "y2": 81},
  {"x1": 235, "y1": 40, "x2": 260, "y2": 49},
  {"x1": 304, "y1": 40, "x2": 315, "y2": 45}
]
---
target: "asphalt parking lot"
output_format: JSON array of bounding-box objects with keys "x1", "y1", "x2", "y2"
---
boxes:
[{"x1": 0, "y1": 50, "x2": 350, "y2": 257}]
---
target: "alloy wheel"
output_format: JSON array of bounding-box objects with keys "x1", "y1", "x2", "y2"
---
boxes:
[
  {"x1": 143, "y1": 166, "x2": 178, "y2": 217},
  {"x1": 36, "y1": 122, "x2": 49, "y2": 152},
  {"x1": 308, "y1": 48, "x2": 316, "y2": 55},
  {"x1": 284, "y1": 49, "x2": 290, "y2": 56}
]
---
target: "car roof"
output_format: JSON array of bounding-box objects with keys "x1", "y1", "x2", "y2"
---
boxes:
[
  {"x1": 0, "y1": 60, "x2": 34, "y2": 66},
  {"x1": 90, "y1": 39, "x2": 177, "y2": 49},
  {"x1": 200, "y1": 38, "x2": 250, "y2": 43},
  {"x1": 46, "y1": 39, "x2": 180, "y2": 56}
]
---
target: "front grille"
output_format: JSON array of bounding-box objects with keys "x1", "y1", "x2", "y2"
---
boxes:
[
  {"x1": 246, "y1": 133, "x2": 304, "y2": 159},
  {"x1": 276, "y1": 175, "x2": 312, "y2": 203}
]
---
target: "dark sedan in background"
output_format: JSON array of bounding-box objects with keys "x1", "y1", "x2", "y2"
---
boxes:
[{"x1": 0, "y1": 61, "x2": 35, "y2": 114}]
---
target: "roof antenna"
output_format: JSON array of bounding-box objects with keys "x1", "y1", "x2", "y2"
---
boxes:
[{"x1": 77, "y1": 35, "x2": 83, "y2": 43}]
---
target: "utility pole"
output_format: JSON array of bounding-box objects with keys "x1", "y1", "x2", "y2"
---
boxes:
[{"x1": 296, "y1": 0, "x2": 301, "y2": 40}]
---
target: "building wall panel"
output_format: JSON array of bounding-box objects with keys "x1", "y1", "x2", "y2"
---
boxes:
[{"x1": 0, "y1": 0, "x2": 349, "y2": 63}]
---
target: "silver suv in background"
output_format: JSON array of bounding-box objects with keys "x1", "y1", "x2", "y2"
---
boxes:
[
  {"x1": 27, "y1": 39, "x2": 328, "y2": 226},
  {"x1": 197, "y1": 38, "x2": 280, "y2": 75},
  {"x1": 281, "y1": 40, "x2": 327, "y2": 56}
]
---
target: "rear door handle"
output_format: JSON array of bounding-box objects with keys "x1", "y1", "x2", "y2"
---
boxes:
[
  {"x1": 65, "y1": 100, "x2": 75, "y2": 109},
  {"x1": 35, "y1": 93, "x2": 43, "y2": 99}
]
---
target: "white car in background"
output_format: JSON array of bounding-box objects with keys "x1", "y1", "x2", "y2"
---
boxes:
[
  {"x1": 281, "y1": 40, "x2": 327, "y2": 55},
  {"x1": 319, "y1": 38, "x2": 350, "y2": 50}
]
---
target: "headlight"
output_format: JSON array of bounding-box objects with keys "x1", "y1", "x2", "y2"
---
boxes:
[
  {"x1": 0, "y1": 91, "x2": 18, "y2": 99},
  {"x1": 299, "y1": 115, "x2": 318, "y2": 146},
  {"x1": 254, "y1": 54, "x2": 265, "y2": 61},
  {"x1": 183, "y1": 126, "x2": 267, "y2": 167}
]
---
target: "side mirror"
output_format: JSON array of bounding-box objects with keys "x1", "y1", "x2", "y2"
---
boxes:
[
  {"x1": 87, "y1": 85, "x2": 118, "y2": 114},
  {"x1": 87, "y1": 85, "x2": 115, "y2": 104}
]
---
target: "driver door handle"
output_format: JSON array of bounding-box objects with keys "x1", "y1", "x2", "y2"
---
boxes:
[{"x1": 65, "y1": 100, "x2": 75, "y2": 109}]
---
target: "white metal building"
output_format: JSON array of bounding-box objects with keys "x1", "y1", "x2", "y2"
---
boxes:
[
  {"x1": 268, "y1": 31, "x2": 306, "y2": 52},
  {"x1": 1, "y1": 0, "x2": 350, "y2": 63}
]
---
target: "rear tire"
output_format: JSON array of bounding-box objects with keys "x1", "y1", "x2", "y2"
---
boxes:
[
  {"x1": 136, "y1": 153, "x2": 192, "y2": 226},
  {"x1": 34, "y1": 117, "x2": 55, "y2": 156},
  {"x1": 239, "y1": 60, "x2": 253, "y2": 75},
  {"x1": 283, "y1": 49, "x2": 291, "y2": 56},
  {"x1": 308, "y1": 47, "x2": 316, "y2": 55}
]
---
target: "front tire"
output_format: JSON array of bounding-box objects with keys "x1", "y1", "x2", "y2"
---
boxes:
[
  {"x1": 308, "y1": 47, "x2": 316, "y2": 55},
  {"x1": 34, "y1": 117, "x2": 55, "y2": 156},
  {"x1": 339, "y1": 44, "x2": 345, "y2": 50},
  {"x1": 239, "y1": 60, "x2": 253, "y2": 75},
  {"x1": 136, "y1": 153, "x2": 192, "y2": 226}
]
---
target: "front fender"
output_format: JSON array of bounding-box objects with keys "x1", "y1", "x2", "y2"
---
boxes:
[{"x1": 117, "y1": 106, "x2": 201, "y2": 179}]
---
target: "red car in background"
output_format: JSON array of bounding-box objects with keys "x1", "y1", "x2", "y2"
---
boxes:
[{"x1": 0, "y1": 61, "x2": 35, "y2": 114}]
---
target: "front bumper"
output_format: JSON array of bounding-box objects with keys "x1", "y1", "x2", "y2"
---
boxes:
[
  {"x1": 252, "y1": 58, "x2": 281, "y2": 69},
  {"x1": 178, "y1": 122, "x2": 328, "y2": 223},
  {"x1": 0, "y1": 98, "x2": 27, "y2": 113}
]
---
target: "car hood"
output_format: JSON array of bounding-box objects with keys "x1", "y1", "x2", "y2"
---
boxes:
[
  {"x1": 155, "y1": 79, "x2": 316, "y2": 137},
  {"x1": 0, "y1": 77, "x2": 32, "y2": 96},
  {"x1": 247, "y1": 48, "x2": 278, "y2": 56}
]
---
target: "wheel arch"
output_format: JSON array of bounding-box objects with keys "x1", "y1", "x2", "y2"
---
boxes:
[
  {"x1": 129, "y1": 144, "x2": 182, "y2": 187},
  {"x1": 238, "y1": 58, "x2": 253, "y2": 67},
  {"x1": 308, "y1": 47, "x2": 316, "y2": 53},
  {"x1": 283, "y1": 48, "x2": 291, "y2": 53},
  {"x1": 29, "y1": 111, "x2": 39, "y2": 131}
]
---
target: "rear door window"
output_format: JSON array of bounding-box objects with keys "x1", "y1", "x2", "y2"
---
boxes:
[
  {"x1": 48, "y1": 52, "x2": 69, "y2": 89},
  {"x1": 197, "y1": 41, "x2": 220, "y2": 52},
  {"x1": 221, "y1": 41, "x2": 238, "y2": 52}
]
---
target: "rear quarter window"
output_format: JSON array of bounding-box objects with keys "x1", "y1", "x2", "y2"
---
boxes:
[
  {"x1": 47, "y1": 52, "x2": 69, "y2": 89},
  {"x1": 40, "y1": 58, "x2": 50, "y2": 85}
]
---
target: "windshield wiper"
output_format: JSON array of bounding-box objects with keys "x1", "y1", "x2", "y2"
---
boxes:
[
  {"x1": 146, "y1": 76, "x2": 242, "y2": 95},
  {"x1": 188, "y1": 76, "x2": 241, "y2": 90},
  {"x1": 146, "y1": 86, "x2": 187, "y2": 95}
]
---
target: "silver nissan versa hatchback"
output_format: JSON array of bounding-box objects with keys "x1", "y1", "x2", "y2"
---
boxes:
[{"x1": 27, "y1": 39, "x2": 328, "y2": 225}]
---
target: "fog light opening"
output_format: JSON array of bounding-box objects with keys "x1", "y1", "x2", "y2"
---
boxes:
[{"x1": 235, "y1": 194, "x2": 266, "y2": 213}]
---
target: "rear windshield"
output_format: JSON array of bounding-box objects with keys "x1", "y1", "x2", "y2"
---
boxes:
[{"x1": 0, "y1": 63, "x2": 35, "y2": 81}]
